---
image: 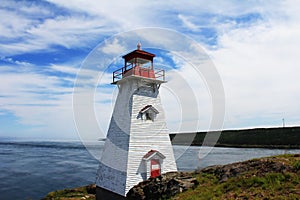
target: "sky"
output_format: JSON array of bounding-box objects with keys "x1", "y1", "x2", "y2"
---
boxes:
[{"x1": 0, "y1": 0, "x2": 300, "y2": 140}]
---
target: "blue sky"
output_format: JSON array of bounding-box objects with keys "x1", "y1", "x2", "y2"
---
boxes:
[{"x1": 1, "y1": 0, "x2": 300, "y2": 140}]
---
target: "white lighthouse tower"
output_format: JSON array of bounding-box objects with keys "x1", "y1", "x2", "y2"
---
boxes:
[{"x1": 96, "y1": 43, "x2": 177, "y2": 199}]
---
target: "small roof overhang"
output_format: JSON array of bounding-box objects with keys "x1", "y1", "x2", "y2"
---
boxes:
[
  {"x1": 140, "y1": 105, "x2": 159, "y2": 114},
  {"x1": 142, "y1": 150, "x2": 166, "y2": 161},
  {"x1": 122, "y1": 49, "x2": 155, "y2": 63}
]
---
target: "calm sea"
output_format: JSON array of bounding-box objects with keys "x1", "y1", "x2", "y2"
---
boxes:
[{"x1": 1, "y1": 139, "x2": 300, "y2": 200}]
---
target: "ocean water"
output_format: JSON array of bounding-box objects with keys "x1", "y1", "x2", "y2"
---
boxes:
[{"x1": 1, "y1": 139, "x2": 300, "y2": 200}]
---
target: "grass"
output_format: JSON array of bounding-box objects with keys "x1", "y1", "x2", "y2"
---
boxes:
[
  {"x1": 293, "y1": 161, "x2": 300, "y2": 171},
  {"x1": 42, "y1": 184, "x2": 95, "y2": 200},
  {"x1": 171, "y1": 154, "x2": 300, "y2": 200},
  {"x1": 43, "y1": 154, "x2": 300, "y2": 200}
]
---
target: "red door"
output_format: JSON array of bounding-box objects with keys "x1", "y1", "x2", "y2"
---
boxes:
[{"x1": 150, "y1": 159, "x2": 161, "y2": 178}]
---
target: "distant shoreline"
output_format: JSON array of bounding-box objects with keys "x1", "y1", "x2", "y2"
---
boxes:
[
  {"x1": 195, "y1": 144, "x2": 300, "y2": 149},
  {"x1": 170, "y1": 126, "x2": 300, "y2": 149}
]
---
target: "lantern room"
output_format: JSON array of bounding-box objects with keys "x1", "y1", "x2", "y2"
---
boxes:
[{"x1": 112, "y1": 43, "x2": 165, "y2": 84}]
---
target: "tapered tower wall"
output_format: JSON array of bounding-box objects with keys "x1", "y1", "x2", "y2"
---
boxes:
[
  {"x1": 96, "y1": 78, "x2": 177, "y2": 196},
  {"x1": 96, "y1": 44, "x2": 177, "y2": 197},
  {"x1": 125, "y1": 81, "x2": 177, "y2": 194}
]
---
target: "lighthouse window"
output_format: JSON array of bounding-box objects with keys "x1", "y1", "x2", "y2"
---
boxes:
[
  {"x1": 140, "y1": 105, "x2": 159, "y2": 122},
  {"x1": 145, "y1": 112, "x2": 152, "y2": 121}
]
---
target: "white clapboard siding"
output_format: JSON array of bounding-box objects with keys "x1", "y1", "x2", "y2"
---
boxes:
[{"x1": 96, "y1": 77, "x2": 177, "y2": 197}]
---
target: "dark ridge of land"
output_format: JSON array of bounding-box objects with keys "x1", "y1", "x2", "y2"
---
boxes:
[
  {"x1": 43, "y1": 154, "x2": 300, "y2": 199},
  {"x1": 170, "y1": 126, "x2": 300, "y2": 148}
]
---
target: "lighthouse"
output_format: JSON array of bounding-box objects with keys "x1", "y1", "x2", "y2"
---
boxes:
[{"x1": 96, "y1": 43, "x2": 177, "y2": 199}]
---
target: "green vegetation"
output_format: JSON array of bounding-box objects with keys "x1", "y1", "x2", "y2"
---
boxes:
[
  {"x1": 43, "y1": 155, "x2": 300, "y2": 200},
  {"x1": 170, "y1": 126, "x2": 300, "y2": 148},
  {"x1": 42, "y1": 184, "x2": 95, "y2": 200},
  {"x1": 171, "y1": 154, "x2": 300, "y2": 200}
]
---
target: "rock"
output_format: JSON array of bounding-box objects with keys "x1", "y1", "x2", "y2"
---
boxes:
[
  {"x1": 86, "y1": 184, "x2": 96, "y2": 194},
  {"x1": 200, "y1": 158, "x2": 292, "y2": 183},
  {"x1": 126, "y1": 172, "x2": 198, "y2": 200},
  {"x1": 42, "y1": 184, "x2": 96, "y2": 200},
  {"x1": 127, "y1": 154, "x2": 299, "y2": 199},
  {"x1": 43, "y1": 154, "x2": 300, "y2": 199}
]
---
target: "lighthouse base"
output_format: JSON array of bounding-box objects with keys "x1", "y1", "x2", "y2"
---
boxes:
[{"x1": 96, "y1": 187, "x2": 126, "y2": 200}]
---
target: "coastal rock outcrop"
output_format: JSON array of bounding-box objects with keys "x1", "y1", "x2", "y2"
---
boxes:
[
  {"x1": 43, "y1": 154, "x2": 300, "y2": 199},
  {"x1": 126, "y1": 172, "x2": 198, "y2": 200},
  {"x1": 42, "y1": 184, "x2": 96, "y2": 200},
  {"x1": 127, "y1": 154, "x2": 300, "y2": 199},
  {"x1": 201, "y1": 158, "x2": 292, "y2": 183}
]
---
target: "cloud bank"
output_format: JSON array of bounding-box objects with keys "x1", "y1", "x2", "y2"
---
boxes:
[{"x1": 0, "y1": 0, "x2": 299, "y2": 140}]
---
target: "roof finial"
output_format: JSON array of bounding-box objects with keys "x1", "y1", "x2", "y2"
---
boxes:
[{"x1": 137, "y1": 42, "x2": 141, "y2": 50}]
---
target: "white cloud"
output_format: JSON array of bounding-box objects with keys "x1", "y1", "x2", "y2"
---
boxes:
[
  {"x1": 0, "y1": 1, "x2": 115, "y2": 56},
  {"x1": 50, "y1": 64, "x2": 79, "y2": 75},
  {"x1": 44, "y1": 0, "x2": 155, "y2": 29},
  {"x1": 100, "y1": 38, "x2": 126, "y2": 55},
  {"x1": 1, "y1": 0, "x2": 300, "y2": 140},
  {"x1": 209, "y1": 4, "x2": 300, "y2": 129},
  {"x1": 26, "y1": 16, "x2": 107, "y2": 47},
  {"x1": 0, "y1": 0, "x2": 282, "y2": 56},
  {"x1": 0, "y1": 9, "x2": 33, "y2": 39},
  {"x1": 0, "y1": 64, "x2": 79, "y2": 138},
  {"x1": 0, "y1": 57, "x2": 32, "y2": 67},
  {"x1": 178, "y1": 14, "x2": 199, "y2": 31}
]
